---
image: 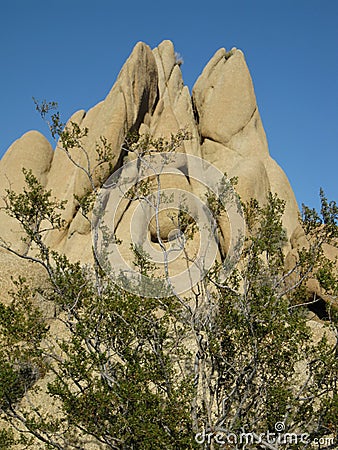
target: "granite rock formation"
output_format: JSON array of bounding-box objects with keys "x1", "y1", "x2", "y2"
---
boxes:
[{"x1": 0, "y1": 40, "x2": 335, "y2": 308}]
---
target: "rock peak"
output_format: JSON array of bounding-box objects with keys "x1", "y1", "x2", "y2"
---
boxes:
[{"x1": 1, "y1": 41, "x2": 299, "y2": 260}]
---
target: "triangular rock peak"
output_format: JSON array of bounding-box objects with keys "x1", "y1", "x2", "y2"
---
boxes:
[{"x1": 0, "y1": 40, "x2": 300, "y2": 263}]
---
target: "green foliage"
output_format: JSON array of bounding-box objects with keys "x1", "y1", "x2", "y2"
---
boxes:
[
  {"x1": 2, "y1": 168, "x2": 66, "y2": 243},
  {"x1": 192, "y1": 189, "x2": 337, "y2": 448},
  {"x1": 125, "y1": 128, "x2": 191, "y2": 157},
  {"x1": 0, "y1": 277, "x2": 48, "y2": 414},
  {"x1": 42, "y1": 277, "x2": 195, "y2": 448},
  {"x1": 302, "y1": 188, "x2": 338, "y2": 240},
  {"x1": 33, "y1": 99, "x2": 116, "y2": 206},
  {"x1": 0, "y1": 428, "x2": 15, "y2": 449}
]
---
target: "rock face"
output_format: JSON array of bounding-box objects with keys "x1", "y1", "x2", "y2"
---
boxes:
[
  {"x1": 0, "y1": 131, "x2": 53, "y2": 252},
  {"x1": 0, "y1": 40, "x2": 327, "y2": 292},
  {"x1": 43, "y1": 42, "x2": 159, "y2": 260},
  {"x1": 192, "y1": 47, "x2": 299, "y2": 240}
]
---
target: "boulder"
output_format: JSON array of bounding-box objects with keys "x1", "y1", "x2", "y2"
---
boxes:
[
  {"x1": 192, "y1": 46, "x2": 299, "y2": 244},
  {"x1": 0, "y1": 131, "x2": 53, "y2": 252},
  {"x1": 193, "y1": 48, "x2": 257, "y2": 145}
]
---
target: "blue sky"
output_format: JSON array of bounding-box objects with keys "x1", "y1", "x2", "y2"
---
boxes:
[{"x1": 0, "y1": 0, "x2": 337, "y2": 210}]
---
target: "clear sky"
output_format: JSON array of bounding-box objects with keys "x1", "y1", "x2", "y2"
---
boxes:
[{"x1": 0, "y1": 0, "x2": 337, "y2": 210}]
